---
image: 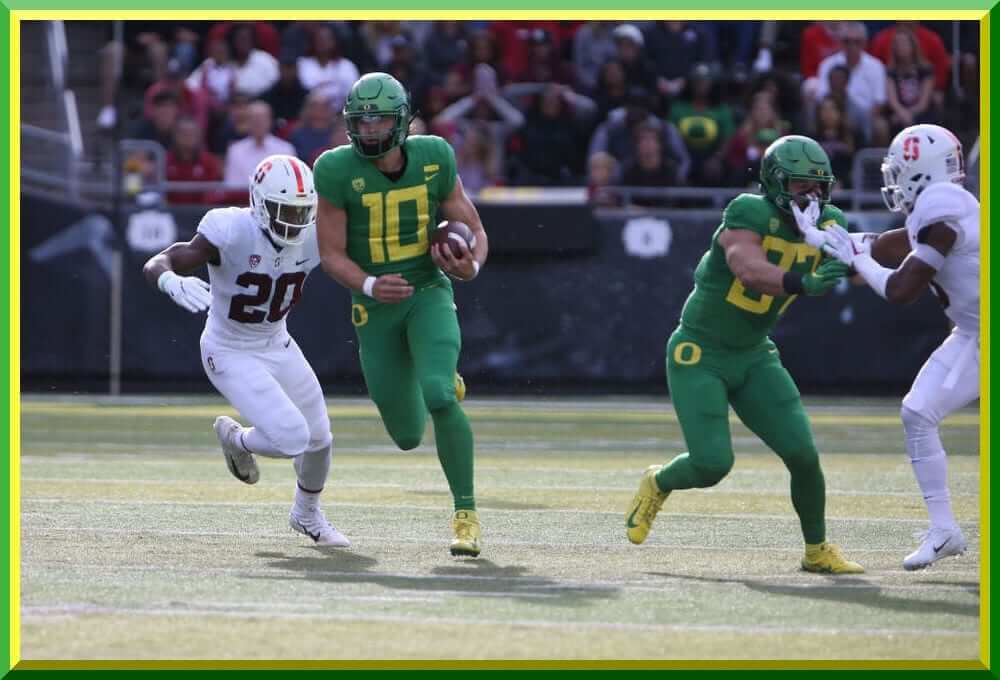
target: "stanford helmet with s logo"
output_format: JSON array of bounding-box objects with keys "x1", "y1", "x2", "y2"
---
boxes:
[{"x1": 249, "y1": 155, "x2": 318, "y2": 246}]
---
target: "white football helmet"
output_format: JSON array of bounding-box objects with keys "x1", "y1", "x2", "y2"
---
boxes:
[
  {"x1": 881, "y1": 124, "x2": 965, "y2": 214},
  {"x1": 249, "y1": 155, "x2": 317, "y2": 245}
]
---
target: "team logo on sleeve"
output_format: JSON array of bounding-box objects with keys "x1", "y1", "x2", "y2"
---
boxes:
[
  {"x1": 768, "y1": 218, "x2": 780, "y2": 233},
  {"x1": 352, "y1": 178, "x2": 366, "y2": 193},
  {"x1": 249, "y1": 254, "x2": 261, "y2": 269}
]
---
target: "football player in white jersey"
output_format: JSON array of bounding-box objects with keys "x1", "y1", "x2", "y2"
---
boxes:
[
  {"x1": 820, "y1": 124, "x2": 978, "y2": 570},
  {"x1": 143, "y1": 154, "x2": 349, "y2": 547}
]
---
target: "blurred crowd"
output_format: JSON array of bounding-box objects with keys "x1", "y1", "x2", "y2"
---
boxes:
[{"x1": 99, "y1": 20, "x2": 980, "y2": 206}]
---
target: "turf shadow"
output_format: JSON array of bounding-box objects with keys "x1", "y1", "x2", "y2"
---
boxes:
[
  {"x1": 251, "y1": 551, "x2": 619, "y2": 608},
  {"x1": 644, "y1": 571, "x2": 979, "y2": 619}
]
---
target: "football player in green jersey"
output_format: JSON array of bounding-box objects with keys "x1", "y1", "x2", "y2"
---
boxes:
[
  {"x1": 313, "y1": 73, "x2": 489, "y2": 557},
  {"x1": 626, "y1": 135, "x2": 865, "y2": 574}
]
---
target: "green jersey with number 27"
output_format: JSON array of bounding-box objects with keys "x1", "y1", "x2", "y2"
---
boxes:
[
  {"x1": 313, "y1": 135, "x2": 458, "y2": 296},
  {"x1": 679, "y1": 193, "x2": 847, "y2": 350}
]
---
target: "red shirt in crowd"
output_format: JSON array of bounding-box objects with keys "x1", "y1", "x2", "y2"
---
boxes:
[
  {"x1": 166, "y1": 149, "x2": 224, "y2": 204},
  {"x1": 869, "y1": 24, "x2": 951, "y2": 90},
  {"x1": 800, "y1": 22, "x2": 842, "y2": 79}
]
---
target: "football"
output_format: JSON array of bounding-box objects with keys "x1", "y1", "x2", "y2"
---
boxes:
[{"x1": 431, "y1": 220, "x2": 477, "y2": 257}]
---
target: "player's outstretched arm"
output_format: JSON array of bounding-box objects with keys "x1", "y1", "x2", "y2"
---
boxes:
[
  {"x1": 825, "y1": 223, "x2": 953, "y2": 304},
  {"x1": 316, "y1": 195, "x2": 413, "y2": 303},
  {"x1": 142, "y1": 234, "x2": 218, "y2": 313},
  {"x1": 432, "y1": 175, "x2": 489, "y2": 281},
  {"x1": 721, "y1": 228, "x2": 847, "y2": 298}
]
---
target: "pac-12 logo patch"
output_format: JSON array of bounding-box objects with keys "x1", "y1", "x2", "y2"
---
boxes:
[
  {"x1": 249, "y1": 254, "x2": 261, "y2": 269},
  {"x1": 352, "y1": 177, "x2": 366, "y2": 193},
  {"x1": 768, "y1": 218, "x2": 780, "y2": 233}
]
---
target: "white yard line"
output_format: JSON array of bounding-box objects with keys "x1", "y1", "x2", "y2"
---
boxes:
[{"x1": 19, "y1": 603, "x2": 978, "y2": 639}]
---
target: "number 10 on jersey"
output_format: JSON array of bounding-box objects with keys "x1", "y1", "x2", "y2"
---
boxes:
[{"x1": 362, "y1": 185, "x2": 430, "y2": 264}]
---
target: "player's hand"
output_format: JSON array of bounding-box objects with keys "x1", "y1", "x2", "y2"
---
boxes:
[
  {"x1": 157, "y1": 270, "x2": 211, "y2": 313},
  {"x1": 431, "y1": 240, "x2": 477, "y2": 281},
  {"x1": 791, "y1": 199, "x2": 826, "y2": 249},
  {"x1": 372, "y1": 274, "x2": 414, "y2": 303},
  {"x1": 802, "y1": 259, "x2": 851, "y2": 295},
  {"x1": 820, "y1": 224, "x2": 861, "y2": 265}
]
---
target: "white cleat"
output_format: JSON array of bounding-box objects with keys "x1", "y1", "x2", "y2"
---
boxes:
[
  {"x1": 213, "y1": 416, "x2": 259, "y2": 485},
  {"x1": 289, "y1": 510, "x2": 351, "y2": 547},
  {"x1": 903, "y1": 526, "x2": 968, "y2": 571}
]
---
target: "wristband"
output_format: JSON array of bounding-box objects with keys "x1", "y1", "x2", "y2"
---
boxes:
[
  {"x1": 362, "y1": 276, "x2": 376, "y2": 297},
  {"x1": 157, "y1": 270, "x2": 178, "y2": 292},
  {"x1": 448, "y1": 259, "x2": 481, "y2": 281},
  {"x1": 782, "y1": 271, "x2": 805, "y2": 295},
  {"x1": 911, "y1": 243, "x2": 946, "y2": 271}
]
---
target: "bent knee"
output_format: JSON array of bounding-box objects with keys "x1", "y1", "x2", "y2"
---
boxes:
[
  {"x1": 691, "y1": 457, "x2": 734, "y2": 487},
  {"x1": 269, "y1": 421, "x2": 310, "y2": 457},
  {"x1": 421, "y1": 379, "x2": 458, "y2": 413},
  {"x1": 902, "y1": 404, "x2": 939, "y2": 433},
  {"x1": 391, "y1": 433, "x2": 423, "y2": 451},
  {"x1": 308, "y1": 429, "x2": 332, "y2": 452}
]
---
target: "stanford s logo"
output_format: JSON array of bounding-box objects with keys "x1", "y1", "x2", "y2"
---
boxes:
[
  {"x1": 253, "y1": 161, "x2": 273, "y2": 184},
  {"x1": 903, "y1": 136, "x2": 921, "y2": 161},
  {"x1": 248, "y1": 254, "x2": 261, "y2": 269}
]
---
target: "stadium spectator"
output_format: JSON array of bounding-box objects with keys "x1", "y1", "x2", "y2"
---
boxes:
[
  {"x1": 723, "y1": 91, "x2": 788, "y2": 186},
  {"x1": 668, "y1": 64, "x2": 734, "y2": 186},
  {"x1": 489, "y1": 21, "x2": 577, "y2": 81},
  {"x1": 263, "y1": 56, "x2": 310, "y2": 134},
  {"x1": 822, "y1": 64, "x2": 867, "y2": 143},
  {"x1": 815, "y1": 21, "x2": 889, "y2": 144},
  {"x1": 223, "y1": 101, "x2": 294, "y2": 189},
  {"x1": 289, "y1": 92, "x2": 337, "y2": 164},
  {"x1": 186, "y1": 38, "x2": 236, "y2": 117},
  {"x1": 622, "y1": 124, "x2": 679, "y2": 206},
  {"x1": 885, "y1": 29, "x2": 938, "y2": 135},
  {"x1": 96, "y1": 23, "x2": 179, "y2": 130},
  {"x1": 205, "y1": 21, "x2": 280, "y2": 59},
  {"x1": 129, "y1": 90, "x2": 180, "y2": 150},
  {"x1": 506, "y1": 84, "x2": 595, "y2": 185},
  {"x1": 209, "y1": 91, "x2": 252, "y2": 155},
  {"x1": 869, "y1": 22, "x2": 950, "y2": 92},
  {"x1": 296, "y1": 24, "x2": 360, "y2": 109},
  {"x1": 165, "y1": 116, "x2": 224, "y2": 204},
  {"x1": 385, "y1": 34, "x2": 431, "y2": 115},
  {"x1": 572, "y1": 21, "x2": 618, "y2": 96},
  {"x1": 813, "y1": 96, "x2": 855, "y2": 188},
  {"x1": 455, "y1": 122, "x2": 503, "y2": 194},
  {"x1": 360, "y1": 21, "x2": 410, "y2": 68},
  {"x1": 143, "y1": 58, "x2": 200, "y2": 130},
  {"x1": 588, "y1": 88, "x2": 690, "y2": 183},
  {"x1": 610, "y1": 24, "x2": 658, "y2": 98},
  {"x1": 800, "y1": 21, "x2": 843, "y2": 80},
  {"x1": 586, "y1": 151, "x2": 621, "y2": 207},
  {"x1": 450, "y1": 29, "x2": 507, "y2": 89},
  {"x1": 642, "y1": 22, "x2": 713, "y2": 99},
  {"x1": 511, "y1": 28, "x2": 574, "y2": 85},
  {"x1": 423, "y1": 22, "x2": 468, "y2": 78},
  {"x1": 227, "y1": 23, "x2": 280, "y2": 98},
  {"x1": 593, "y1": 59, "x2": 629, "y2": 122}
]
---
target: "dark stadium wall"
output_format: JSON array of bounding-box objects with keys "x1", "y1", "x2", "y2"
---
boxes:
[{"x1": 21, "y1": 194, "x2": 948, "y2": 394}]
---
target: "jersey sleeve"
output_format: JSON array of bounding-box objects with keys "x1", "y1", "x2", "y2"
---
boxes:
[
  {"x1": 909, "y1": 183, "x2": 969, "y2": 246},
  {"x1": 196, "y1": 208, "x2": 232, "y2": 251},
  {"x1": 432, "y1": 135, "x2": 458, "y2": 201},
  {"x1": 312, "y1": 148, "x2": 348, "y2": 208},
  {"x1": 721, "y1": 194, "x2": 769, "y2": 236}
]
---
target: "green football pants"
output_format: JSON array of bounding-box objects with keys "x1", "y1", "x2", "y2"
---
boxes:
[
  {"x1": 352, "y1": 283, "x2": 475, "y2": 510},
  {"x1": 655, "y1": 326, "x2": 826, "y2": 544}
]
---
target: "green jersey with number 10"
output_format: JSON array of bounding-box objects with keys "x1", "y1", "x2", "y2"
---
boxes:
[
  {"x1": 313, "y1": 135, "x2": 458, "y2": 297},
  {"x1": 679, "y1": 193, "x2": 847, "y2": 350}
]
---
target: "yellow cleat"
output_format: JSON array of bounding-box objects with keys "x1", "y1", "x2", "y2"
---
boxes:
[
  {"x1": 455, "y1": 373, "x2": 466, "y2": 402},
  {"x1": 626, "y1": 465, "x2": 669, "y2": 545},
  {"x1": 450, "y1": 510, "x2": 481, "y2": 557},
  {"x1": 801, "y1": 543, "x2": 865, "y2": 574}
]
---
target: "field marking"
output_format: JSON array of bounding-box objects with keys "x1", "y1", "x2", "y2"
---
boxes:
[
  {"x1": 17, "y1": 477, "x2": 981, "y2": 498},
  {"x1": 19, "y1": 604, "x2": 979, "y2": 640},
  {"x1": 19, "y1": 497, "x2": 981, "y2": 525}
]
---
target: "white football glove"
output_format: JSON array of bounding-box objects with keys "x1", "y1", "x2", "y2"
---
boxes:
[
  {"x1": 820, "y1": 224, "x2": 860, "y2": 266},
  {"x1": 157, "y1": 270, "x2": 211, "y2": 313},
  {"x1": 791, "y1": 199, "x2": 827, "y2": 249}
]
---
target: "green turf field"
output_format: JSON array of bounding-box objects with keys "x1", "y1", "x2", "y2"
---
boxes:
[{"x1": 19, "y1": 395, "x2": 982, "y2": 661}]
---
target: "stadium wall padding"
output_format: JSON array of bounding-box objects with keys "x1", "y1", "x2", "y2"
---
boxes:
[{"x1": 22, "y1": 194, "x2": 949, "y2": 394}]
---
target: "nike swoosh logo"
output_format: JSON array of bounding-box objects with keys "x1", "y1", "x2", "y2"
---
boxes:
[
  {"x1": 284, "y1": 339, "x2": 291, "y2": 348},
  {"x1": 626, "y1": 504, "x2": 641, "y2": 528},
  {"x1": 425, "y1": 173, "x2": 439, "y2": 182},
  {"x1": 933, "y1": 541, "x2": 948, "y2": 553},
  {"x1": 295, "y1": 259, "x2": 310, "y2": 265},
  {"x1": 227, "y1": 457, "x2": 251, "y2": 483}
]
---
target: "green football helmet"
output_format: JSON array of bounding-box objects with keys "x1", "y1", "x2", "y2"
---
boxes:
[
  {"x1": 759, "y1": 135, "x2": 835, "y2": 212},
  {"x1": 343, "y1": 72, "x2": 412, "y2": 159}
]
